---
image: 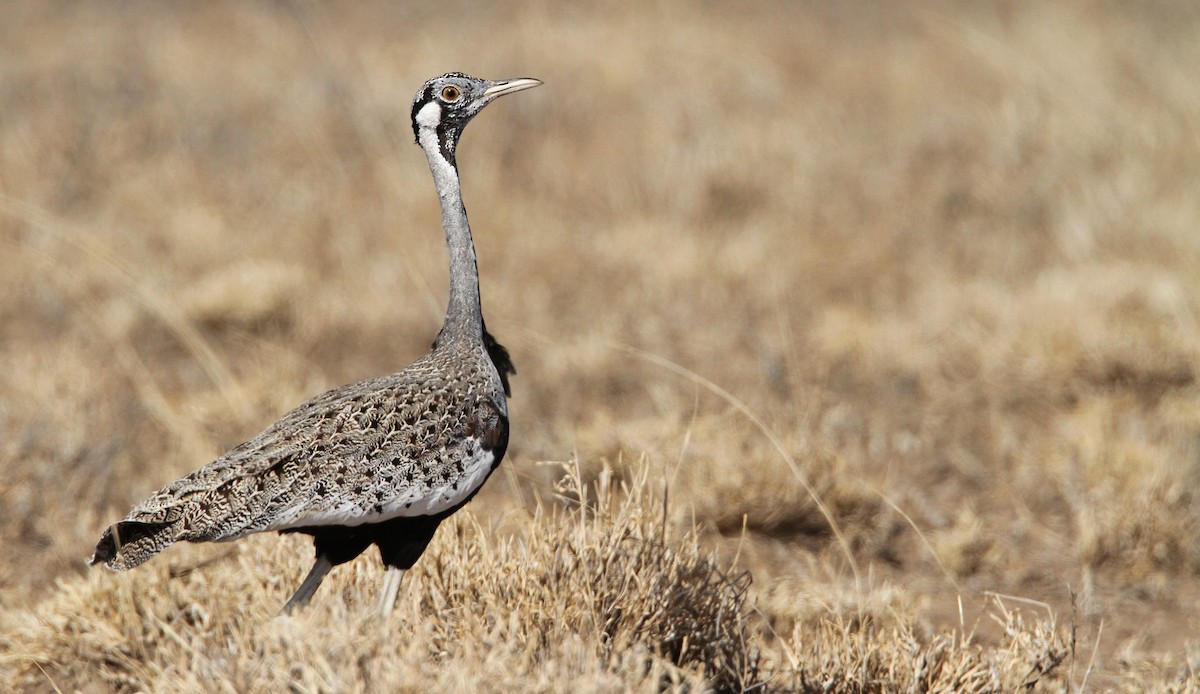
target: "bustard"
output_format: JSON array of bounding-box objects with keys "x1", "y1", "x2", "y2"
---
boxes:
[{"x1": 90, "y1": 73, "x2": 540, "y2": 615}]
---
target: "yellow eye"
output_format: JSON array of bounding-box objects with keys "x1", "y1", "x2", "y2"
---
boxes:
[{"x1": 440, "y1": 85, "x2": 461, "y2": 102}]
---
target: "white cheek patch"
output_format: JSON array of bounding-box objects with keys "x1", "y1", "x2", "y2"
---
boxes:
[
  {"x1": 416, "y1": 102, "x2": 459, "y2": 186},
  {"x1": 415, "y1": 101, "x2": 442, "y2": 129}
]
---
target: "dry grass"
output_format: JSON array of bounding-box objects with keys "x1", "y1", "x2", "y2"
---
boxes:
[
  {"x1": 1, "y1": 464, "x2": 756, "y2": 691},
  {"x1": 0, "y1": 464, "x2": 1079, "y2": 692},
  {"x1": 2, "y1": 0, "x2": 1200, "y2": 690}
]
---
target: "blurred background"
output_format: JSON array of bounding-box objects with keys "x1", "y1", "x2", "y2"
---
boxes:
[{"x1": 2, "y1": 0, "x2": 1199, "y2": 686}]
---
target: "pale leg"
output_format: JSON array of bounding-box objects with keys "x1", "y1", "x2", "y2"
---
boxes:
[
  {"x1": 377, "y1": 566, "x2": 406, "y2": 616},
  {"x1": 281, "y1": 556, "x2": 334, "y2": 614}
]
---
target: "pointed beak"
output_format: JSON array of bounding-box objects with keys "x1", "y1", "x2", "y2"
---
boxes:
[{"x1": 481, "y1": 77, "x2": 543, "y2": 101}]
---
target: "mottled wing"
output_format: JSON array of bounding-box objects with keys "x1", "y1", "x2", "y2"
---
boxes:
[{"x1": 91, "y1": 370, "x2": 425, "y2": 569}]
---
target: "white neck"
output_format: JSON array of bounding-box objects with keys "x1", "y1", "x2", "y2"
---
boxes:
[{"x1": 416, "y1": 103, "x2": 483, "y2": 345}]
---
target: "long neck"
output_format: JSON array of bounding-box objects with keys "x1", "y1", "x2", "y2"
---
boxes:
[{"x1": 420, "y1": 127, "x2": 483, "y2": 346}]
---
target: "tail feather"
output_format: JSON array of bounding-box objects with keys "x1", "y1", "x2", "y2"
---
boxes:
[{"x1": 91, "y1": 519, "x2": 176, "y2": 571}]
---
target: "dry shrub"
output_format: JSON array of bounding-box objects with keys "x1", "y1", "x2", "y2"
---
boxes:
[{"x1": 417, "y1": 462, "x2": 763, "y2": 691}]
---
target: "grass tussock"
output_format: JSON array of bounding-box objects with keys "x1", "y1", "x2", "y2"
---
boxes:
[{"x1": 777, "y1": 602, "x2": 1070, "y2": 693}]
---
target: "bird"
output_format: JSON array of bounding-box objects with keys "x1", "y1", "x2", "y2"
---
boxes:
[{"x1": 90, "y1": 72, "x2": 541, "y2": 615}]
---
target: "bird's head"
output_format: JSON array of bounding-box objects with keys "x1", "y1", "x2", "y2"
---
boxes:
[{"x1": 411, "y1": 73, "x2": 542, "y2": 164}]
